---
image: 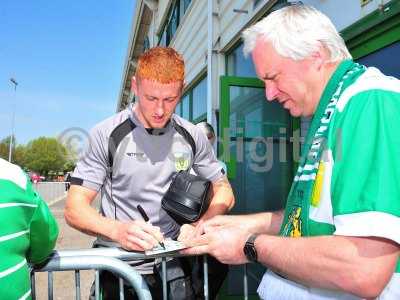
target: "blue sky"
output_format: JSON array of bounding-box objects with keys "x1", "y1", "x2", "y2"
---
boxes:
[{"x1": 0, "y1": 0, "x2": 136, "y2": 145}]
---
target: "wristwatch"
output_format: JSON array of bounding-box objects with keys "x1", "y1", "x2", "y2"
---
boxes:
[{"x1": 243, "y1": 234, "x2": 259, "y2": 263}]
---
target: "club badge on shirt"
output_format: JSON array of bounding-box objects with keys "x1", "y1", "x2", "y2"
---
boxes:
[{"x1": 173, "y1": 152, "x2": 191, "y2": 171}]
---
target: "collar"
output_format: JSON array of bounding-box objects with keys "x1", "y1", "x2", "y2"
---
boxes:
[
  {"x1": 129, "y1": 104, "x2": 173, "y2": 135},
  {"x1": 312, "y1": 59, "x2": 354, "y2": 123}
]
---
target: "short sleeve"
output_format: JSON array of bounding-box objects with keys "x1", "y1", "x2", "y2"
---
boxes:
[
  {"x1": 28, "y1": 191, "x2": 59, "y2": 264},
  {"x1": 72, "y1": 125, "x2": 108, "y2": 191},
  {"x1": 331, "y1": 90, "x2": 400, "y2": 244},
  {"x1": 192, "y1": 128, "x2": 225, "y2": 182}
]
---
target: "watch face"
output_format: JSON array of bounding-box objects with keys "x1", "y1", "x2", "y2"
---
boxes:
[{"x1": 244, "y1": 244, "x2": 257, "y2": 262}]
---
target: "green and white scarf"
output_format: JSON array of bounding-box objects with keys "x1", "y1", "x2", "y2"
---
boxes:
[{"x1": 280, "y1": 60, "x2": 366, "y2": 237}]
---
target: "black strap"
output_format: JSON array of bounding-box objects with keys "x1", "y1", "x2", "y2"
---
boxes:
[
  {"x1": 108, "y1": 118, "x2": 137, "y2": 176},
  {"x1": 172, "y1": 119, "x2": 196, "y2": 158},
  {"x1": 70, "y1": 176, "x2": 83, "y2": 186},
  {"x1": 108, "y1": 117, "x2": 197, "y2": 173}
]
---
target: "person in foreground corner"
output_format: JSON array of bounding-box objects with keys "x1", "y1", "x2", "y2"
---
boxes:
[{"x1": 0, "y1": 158, "x2": 59, "y2": 300}]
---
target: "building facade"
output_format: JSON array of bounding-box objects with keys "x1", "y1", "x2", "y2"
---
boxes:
[{"x1": 117, "y1": 0, "x2": 400, "y2": 297}]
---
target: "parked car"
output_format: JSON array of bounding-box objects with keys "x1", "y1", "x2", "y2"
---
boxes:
[{"x1": 29, "y1": 172, "x2": 42, "y2": 183}]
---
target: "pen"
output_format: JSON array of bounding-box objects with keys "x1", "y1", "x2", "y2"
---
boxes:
[{"x1": 137, "y1": 205, "x2": 165, "y2": 249}]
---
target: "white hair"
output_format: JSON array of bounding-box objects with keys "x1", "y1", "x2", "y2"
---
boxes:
[{"x1": 242, "y1": 4, "x2": 352, "y2": 62}]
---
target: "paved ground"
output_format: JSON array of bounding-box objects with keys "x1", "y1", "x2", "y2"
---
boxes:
[{"x1": 34, "y1": 195, "x2": 97, "y2": 300}]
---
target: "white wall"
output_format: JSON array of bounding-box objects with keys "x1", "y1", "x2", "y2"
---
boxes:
[
  {"x1": 302, "y1": 0, "x2": 392, "y2": 31},
  {"x1": 171, "y1": 0, "x2": 208, "y2": 85},
  {"x1": 154, "y1": 0, "x2": 172, "y2": 32},
  {"x1": 219, "y1": 0, "x2": 255, "y2": 50}
]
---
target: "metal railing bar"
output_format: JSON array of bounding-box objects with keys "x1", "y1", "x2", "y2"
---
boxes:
[
  {"x1": 30, "y1": 271, "x2": 36, "y2": 300},
  {"x1": 203, "y1": 255, "x2": 209, "y2": 300},
  {"x1": 162, "y1": 257, "x2": 167, "y2": 300},
  {"x1": 34, "y1": 255, "x2": 151, "y2": 300},
  {"x1": 75, "y1": 270, "x2": 81, "y2": 300},
  {"x1": 119, "y1": 277, "x2": 125, "y2": 300},
  {"x1": 243, "y1": 264, "x2": 249, "y2": 300},
  {"x1": 50, "y1": 248, "x2": 184, "y2": 261},
  {"x1": 95, "y1": 270, "x2": 100, "y2": 300},
  {"x1": 48, "y1": 271, "x2": 54, "y2": 300}
]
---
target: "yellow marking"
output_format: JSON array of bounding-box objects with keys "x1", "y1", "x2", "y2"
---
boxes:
[
  {"x1": 311, "y1": 162, "x2": 325, "y2": 207},
  {"x1": 290, "y1": 207, "x2": 302, "y2": 237}
]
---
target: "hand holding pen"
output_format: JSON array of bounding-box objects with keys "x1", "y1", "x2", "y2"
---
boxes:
[{"x1": 137, "y1": 205, "x2": 166, "y2": 249}]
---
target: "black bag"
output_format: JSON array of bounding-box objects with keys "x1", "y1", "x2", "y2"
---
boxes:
[{"x1": 162, "y1": 170, "x2": 212, "y2": 224}]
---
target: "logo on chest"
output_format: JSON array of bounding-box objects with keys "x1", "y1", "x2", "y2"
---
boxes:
[
  {"x1": 173, "y1": 152, "x2": 191, "y2": 171},
  {"x1": 126, "y1": 152, "x2": 145, "y2": 159}
]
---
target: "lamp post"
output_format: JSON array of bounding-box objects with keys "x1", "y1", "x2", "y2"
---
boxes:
[{"x1": 9, "y1": 78, "x2": 18, "y2": 162}]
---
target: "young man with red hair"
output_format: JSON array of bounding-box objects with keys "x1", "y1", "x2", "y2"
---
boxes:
[{"x1": 65, "y1": 47, "x2": 234, "y2": 299}]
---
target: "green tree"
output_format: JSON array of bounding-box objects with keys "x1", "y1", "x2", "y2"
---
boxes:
[
  {"x1": 0, "y1": 135, "x2": 14, "y2": 161},
  {"x1": 0, "y1": 141, "x2": 8, "y2": 161},
  {"x1": 60, "y1": 140, "x2": 80, "y2": 172},
  {"x1": 24, "y1": 137, "x2": 68, "y2": 176},
  {"x1": 13, "y1": 145, "x2": 27, "y2": 167}
]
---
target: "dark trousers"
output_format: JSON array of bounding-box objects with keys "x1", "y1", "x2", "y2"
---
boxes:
[
  {"x1": 90, "y1": 271, "x2": 163, "y2": 300},
  {"x1": 191, "y1": 255, "x2": 228, "y2": 300},
  {"x1": 90, "y1": 255, "x2": 228, "y2": 300}
]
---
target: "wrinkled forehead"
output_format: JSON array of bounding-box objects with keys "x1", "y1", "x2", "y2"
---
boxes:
[
  {"x1": 252, "y1": 38, "x2": 292, "y2": 79},
  {"x1": 251, "y1": 39, "x2": 275, "y2": 76}
]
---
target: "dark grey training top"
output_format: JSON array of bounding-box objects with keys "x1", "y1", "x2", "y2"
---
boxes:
[{"x1": 72, "y1": 105, "x2": 223, "y2": 269}]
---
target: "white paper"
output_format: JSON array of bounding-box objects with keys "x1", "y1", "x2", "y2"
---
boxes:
[{"x1": 145, "y1": 239, "x2": 187, "y2": 256}]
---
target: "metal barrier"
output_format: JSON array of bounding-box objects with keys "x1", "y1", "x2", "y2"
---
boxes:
[
  {"x1": 32, "y1": 248, "x2": 211, "y2": 300},
  {"x1": 33, "y1": 182, "x2": 67, "y2": 204}
]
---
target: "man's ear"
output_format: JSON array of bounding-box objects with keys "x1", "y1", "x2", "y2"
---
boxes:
[
  {"x1": 311, "y1": 42, "x2": 330, "y2": 71},
  {"x1": 131, "y1": 76, "x2": 139, "y2": 95}
]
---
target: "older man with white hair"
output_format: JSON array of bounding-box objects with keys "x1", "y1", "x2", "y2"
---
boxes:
[{"x1": 184, "y1": 3, "x2": 400, "y2": 299}]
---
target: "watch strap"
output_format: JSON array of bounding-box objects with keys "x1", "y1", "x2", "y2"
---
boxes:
[{"x1": 244, "y1": 233, "x2": 259, "y2": 262}]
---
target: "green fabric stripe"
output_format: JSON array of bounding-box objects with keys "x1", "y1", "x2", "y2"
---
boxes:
[
  {"x1": 0, "y1": 252, "x2": 29, "y2": 274},
  {"x1": 0, "y1": 176, "x2": 27, "y2": 192},
  {"x1": 330, "y1": 90, "x2": 400, "y2": 217},
  {"x1": 0, "y1": 262, "x2": 30, "y2": 299},
  {"x1": 396, "y1": 260, "x2": 400, "y2": 273},
  {"x1": 0, "y1": 168, "x2": 28, "y2": 190},
  {"x1": 0, "y1": 177, "x2": 38, "y2": 203},
  {"x1": 28, "y1": 200, "x2": 59, "y2": 263},
  {"x1": 308, "y1": 219, "x2": 335, "y2": 236},
  {"x1": 0, "y1": 236, "x2": 30, "y2": 267},
  {"x1": 0, "y1": 208, "x2": 32, "y2": 236}
]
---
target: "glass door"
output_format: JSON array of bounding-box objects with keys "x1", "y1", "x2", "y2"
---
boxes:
[{"x1": 218, "y1": 76, "x2": 299, "y2": 297}]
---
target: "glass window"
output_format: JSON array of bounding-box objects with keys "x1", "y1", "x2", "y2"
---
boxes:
[
  {"x1": 253, "y1": 0, "x2": 262, "y2": 9},
  {"x1": 167, "y1": 4, "x2": 179, "y2": 44},
  {"x1": 143, "y1": 36, "x2": 150, "y2": 51},
  {"x1": 159, "y1": 30, "x2": 167, "y2": 46},
  {"x1": 183, "y1": 0, "x2": 192, "y2": 13},
  {"x1": 159, "y1": 0, "x2": 195, "y2": 47},
  {"x1": 226, "y1": 43, "x2": 257, "y2": 77},
  {"x1": 175, "y1": 102, "x2": 182, "y2": 116},
  {"x1": 192, "y1": 77, "x2": 207, "y2": 120},
  {"x1": 181, "y1": 94, "x2": 190, "y2": 120}
]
